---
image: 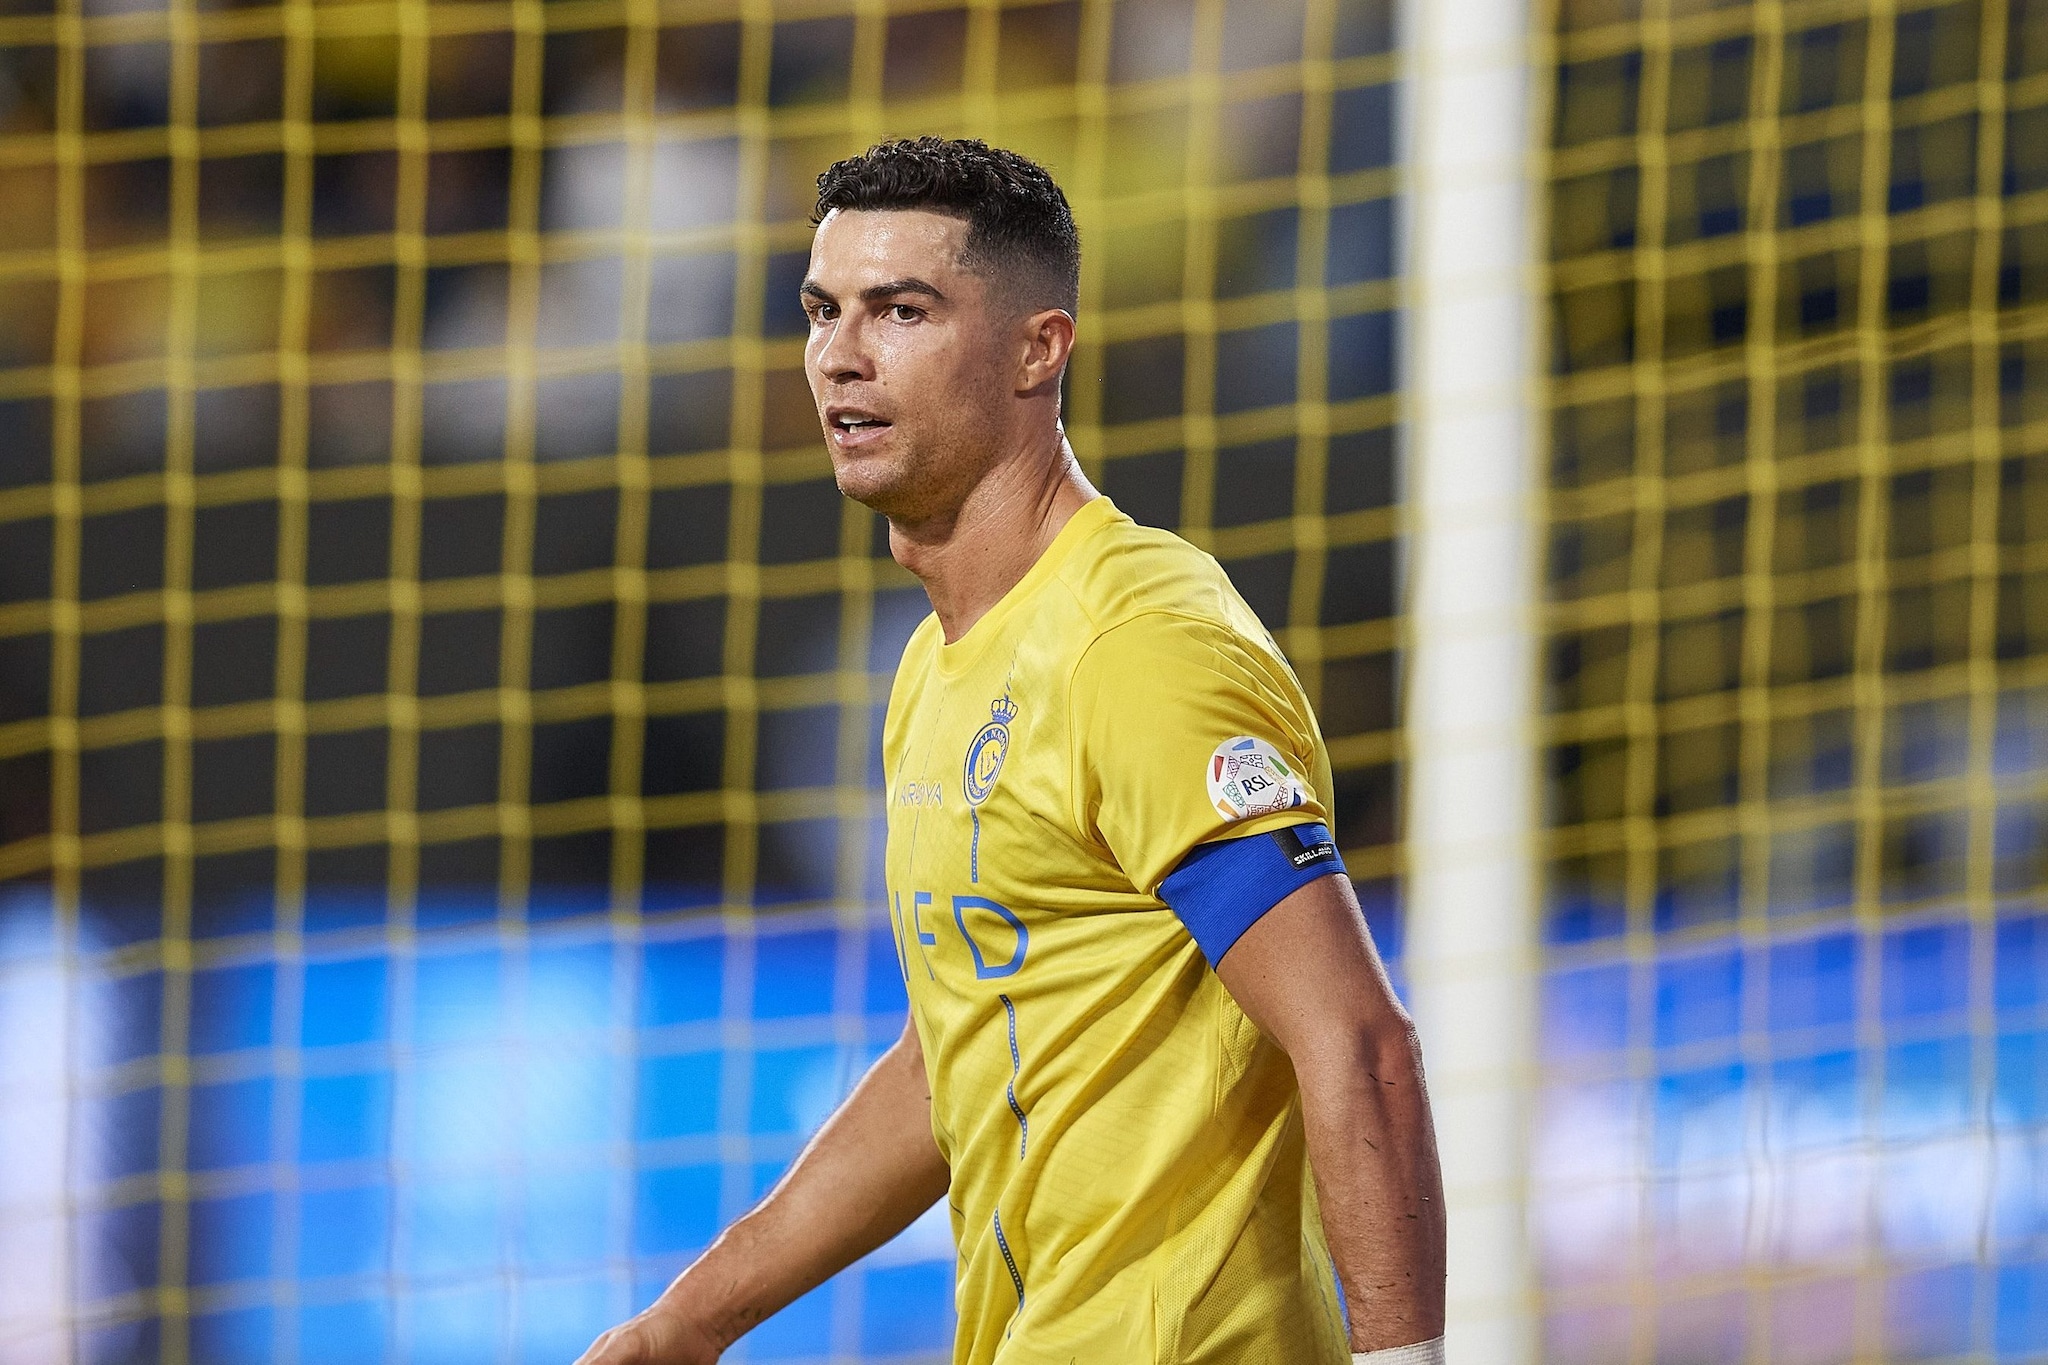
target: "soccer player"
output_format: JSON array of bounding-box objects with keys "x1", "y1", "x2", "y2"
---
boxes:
[{"x1": 577, "y1": 137, "x2": 1445, "y2": 1365}]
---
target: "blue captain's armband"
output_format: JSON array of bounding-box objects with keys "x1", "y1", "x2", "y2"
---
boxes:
[{"x1": 1159, "y1": 822, "x2": 1346, "y2": 967}]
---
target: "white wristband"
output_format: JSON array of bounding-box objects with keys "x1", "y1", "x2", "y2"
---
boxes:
[{"x1": 1353, "y1": 1337, "x2": 1445, "y2": 1365}]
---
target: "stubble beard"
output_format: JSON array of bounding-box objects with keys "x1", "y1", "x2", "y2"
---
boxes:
[
  {"x1": 829, "y1": 430, "x2": 939, "y2": 528},
  {"x1": 829, "y1": 385, "x2": 1008, "y2": 530}
]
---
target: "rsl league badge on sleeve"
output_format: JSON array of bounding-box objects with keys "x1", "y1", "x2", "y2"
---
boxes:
[{"x1": 1208, "y1": 736, "x2": 1308, "y2": 821}]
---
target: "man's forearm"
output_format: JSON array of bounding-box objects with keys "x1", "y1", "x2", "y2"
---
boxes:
[
  {"x1": 1296, "y1": 1019, "x2": 1446, "y2": 1353},
  {"x1": 643, "y1": 1028, "x2": 951, "y2": 1351}
]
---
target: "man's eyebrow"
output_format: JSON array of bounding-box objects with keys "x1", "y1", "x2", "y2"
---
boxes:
[
  {"x1": 798, "y1": 278, "x2": 944, "y2": 306},
  {"x1": 859, "y1": 277, "x2": 945, "y2": 303}
]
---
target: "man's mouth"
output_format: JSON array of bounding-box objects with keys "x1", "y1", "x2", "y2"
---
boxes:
[{"x1": 826, "y1": 408, "x2": 894, "y2": 447}]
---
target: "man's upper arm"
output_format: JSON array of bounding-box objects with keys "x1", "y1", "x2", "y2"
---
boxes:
[{"x1": 1211, "y1": 870, "x2": 1409, "y2": 1059}]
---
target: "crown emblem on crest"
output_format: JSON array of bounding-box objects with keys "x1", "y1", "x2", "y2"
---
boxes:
[{"x1": 989, "y1": 696, "x2": 1018, "y2": 725}]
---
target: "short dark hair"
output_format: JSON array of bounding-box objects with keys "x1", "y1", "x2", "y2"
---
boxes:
[{"x1": 813, "y1": 137, "x2": 1081, "y2": 315}]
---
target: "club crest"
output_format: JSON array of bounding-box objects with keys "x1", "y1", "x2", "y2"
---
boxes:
[{"x1": 964, "y1": 695, "x2": 1017, "y2": 807}]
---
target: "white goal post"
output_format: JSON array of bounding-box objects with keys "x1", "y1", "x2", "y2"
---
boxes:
[{"x1": 1397, "y1": 0, "x2": 1542, "y2": 1356}]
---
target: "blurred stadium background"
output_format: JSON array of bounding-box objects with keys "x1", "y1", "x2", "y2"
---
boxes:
[{"x1": 0, "y1": 0, "x2": 2040, "y2": 1360}]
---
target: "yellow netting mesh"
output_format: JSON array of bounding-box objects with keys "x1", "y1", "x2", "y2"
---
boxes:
[
  {"x1": 1538, "y1": 0, "x2": 2048, "y2": 1357},
  {"x1": 0, "y1": 0, "x2": 1401, "y2": 1357}
]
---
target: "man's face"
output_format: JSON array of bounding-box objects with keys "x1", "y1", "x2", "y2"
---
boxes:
[{"x1": 802, "y1": 208, "x2": 1013, "y2": 521}]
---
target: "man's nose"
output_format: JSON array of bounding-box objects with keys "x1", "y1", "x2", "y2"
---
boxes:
[{"x1": 813, "y1": 315, "x2": 873, "y2": 382}]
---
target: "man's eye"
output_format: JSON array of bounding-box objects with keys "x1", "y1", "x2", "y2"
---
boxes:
[
  {"x1": 890, "y1": 304, "x2": 923, "y2": 322},
  {"x1": 809, "y1": 305, "x2": 836, "y2": 324}
]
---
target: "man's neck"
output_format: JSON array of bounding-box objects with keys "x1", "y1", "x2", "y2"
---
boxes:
[{"x1": 890, "y1": 432, "x2": 1097, "y2": 644}]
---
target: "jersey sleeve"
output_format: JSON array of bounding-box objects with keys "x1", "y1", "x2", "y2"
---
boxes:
[{"x1": 1067, "y1": 611, "x2": 1337, "y2": 906}]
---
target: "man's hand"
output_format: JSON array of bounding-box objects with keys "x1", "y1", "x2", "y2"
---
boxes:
[
  {"x1": 573, "y1": 1310, "x2": 722, "y2": 1365},
  {"x1": 572, "y1": 1017, "x2": 949, "y2": 1363},
  {"x1": 1215, "y1": 869, "x2": 1447, "y2": 1353}
]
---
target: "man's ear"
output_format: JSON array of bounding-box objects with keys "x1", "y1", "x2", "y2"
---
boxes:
[{"x1": 1017, "y1": 307, "x2": 1076, "y2": 397}]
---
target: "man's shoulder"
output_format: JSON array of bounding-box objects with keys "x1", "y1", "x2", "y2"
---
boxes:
[
  {"x1": 1056, "y1": 505, "x2": 1252, "y2": 641},
  {"x1": 1050, "y1": 510, "x2": 1309, "y2": 728}
]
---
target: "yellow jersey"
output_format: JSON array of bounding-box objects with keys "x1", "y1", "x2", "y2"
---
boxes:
[{"x1": 880, "y1": 495, "x2": 1352, "y2": 1364}]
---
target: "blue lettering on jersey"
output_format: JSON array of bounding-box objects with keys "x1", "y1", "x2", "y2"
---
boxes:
[
  {"x1": 953, "y1": 895, "x2": 1027, "y2": 979},
  {"x1": 911, "y1": 891, "x2": 938, "y2": 979},
  {"x1": 893, "y1": 885, "x2": 1032, "y2": 983}
]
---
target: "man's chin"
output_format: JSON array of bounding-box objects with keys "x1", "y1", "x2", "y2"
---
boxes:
[{"x1": 828, "y1": 449, "x2": 910, "y2": 516}]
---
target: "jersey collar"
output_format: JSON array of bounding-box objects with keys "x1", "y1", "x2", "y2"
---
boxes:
[{"x1": 934, "y1": 494, "x2": 1121, "y2": 676}]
